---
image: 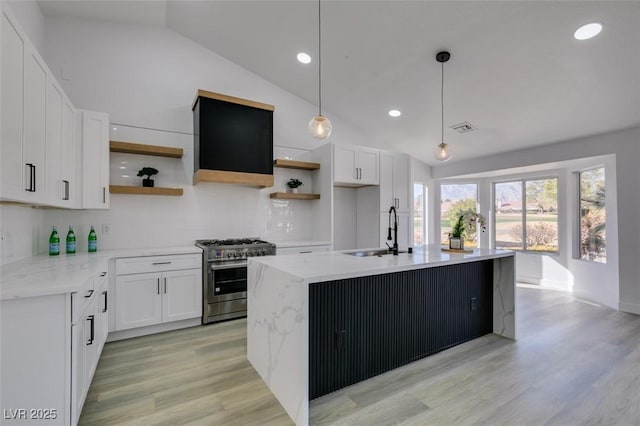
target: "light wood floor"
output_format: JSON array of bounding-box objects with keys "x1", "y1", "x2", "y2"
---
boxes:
[{"x1": 80, "y1": 286, "x2": 640, "y2": 425}]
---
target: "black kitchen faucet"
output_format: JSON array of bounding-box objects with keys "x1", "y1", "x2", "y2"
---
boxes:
[{"x1": 387, "y1": 206, "x2": 399, "y2": 255}]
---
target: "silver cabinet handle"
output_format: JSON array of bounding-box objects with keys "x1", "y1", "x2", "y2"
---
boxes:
[
  {"x1": 164, "y1": 277, "x2": 167, "y2": 294},
  {"x1": 157, "y1": 278, "x2": 160, "y2": 295},
  {"x1": 152, "y1": 261, "x2": 172, "y2": 265},
  {"x1": 85, "y1": 289, "x2": 94, "y2": 298},
  {"x1": 103, "y1": 187, "x2": 106, "y2": 203}
]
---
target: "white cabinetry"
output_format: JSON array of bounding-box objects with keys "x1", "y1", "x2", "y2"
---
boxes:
[
  {"x1": 114, "y1": 255, "x2": 202, "y2": 331},
  {"x1": 379, "y1": 152, "x2": 410, "y2": 212},
  {"x1": 276, "y1": 243, "x2": 331, "y2": 255},
  {"x1": 0, "y1": 266, "x2": 109, "y2": 426},
  {"x1": 334, "y1": 144, "x2": 379, "y2": 186},
  {"x1": 71, "y1": 272, "x2": 109, "y2": 425},
  {"x1": 1, "y1": 9, "x2": 26, "y2": 201},
  {"x1": 1, "y1": 6, "x2": 80, "y2": 207},
  {"x1": 81, "y1": 110, "x2": 110, "y2": 209}
]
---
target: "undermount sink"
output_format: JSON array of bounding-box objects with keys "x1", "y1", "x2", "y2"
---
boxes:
[{"x1": 344, "y1": 248, "x2": 407, "y2": 257}]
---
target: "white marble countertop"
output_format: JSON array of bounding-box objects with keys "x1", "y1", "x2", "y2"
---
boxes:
[
  {"x1": 0, "y1": 246, "x2": 202, "y2": 300},
  {"x1": 249, "y1": 245, "x2": 514, "y2": 283},
  {"x1": 272, "y1": 240, "x2": 332, "y2": 248}
]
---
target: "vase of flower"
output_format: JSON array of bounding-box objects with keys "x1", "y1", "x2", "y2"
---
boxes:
[{"x1": 448, "y1": 211, "x2": 487, "y2": 250}]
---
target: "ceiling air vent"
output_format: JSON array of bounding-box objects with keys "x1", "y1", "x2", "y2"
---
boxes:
[{"x1": 450, "y1": 122, "x2": 476, "y2": 134}]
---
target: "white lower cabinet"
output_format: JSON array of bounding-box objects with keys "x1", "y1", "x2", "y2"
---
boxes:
[
  {"x1": 0, "y1": 266, "x2": 109, "y2": 426},
  {"x1": 71, "y1": 272, "x2": 108, "y2": 425},
  {"x1": 114, "y1": 255, "x2": 202, "y2": 331}
]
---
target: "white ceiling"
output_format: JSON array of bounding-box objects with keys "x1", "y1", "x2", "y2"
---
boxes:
[{"x1": 37, "y1": 1, "x2": 640, "y2": 166}]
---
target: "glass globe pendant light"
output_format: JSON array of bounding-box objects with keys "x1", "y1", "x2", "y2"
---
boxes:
[
  {"x1": 308, "y1": 0, "x2": 332, "y2": 140},
  {"x1": 434, "y1": 51, "x2": 452, "y2": 161}
]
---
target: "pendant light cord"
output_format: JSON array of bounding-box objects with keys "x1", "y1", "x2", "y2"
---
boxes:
[
  {"x1": 318, "y1": 0, "x2": 322, "y2": 116},
  {"x1": 441, "y1": 60, "x2": 444, "y2": 145}
]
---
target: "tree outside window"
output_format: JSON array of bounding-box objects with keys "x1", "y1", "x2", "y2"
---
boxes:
[
  {"x1": 494, "y1": 178, "x2": 558, "y2": 253},
  {"x1": 579, "y1": 168, "x2": 606, "y2": 263}
]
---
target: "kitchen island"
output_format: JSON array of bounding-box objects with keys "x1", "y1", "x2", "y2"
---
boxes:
[{"x1": 247, "y1": 246, "x2": 515, "y2": 426}]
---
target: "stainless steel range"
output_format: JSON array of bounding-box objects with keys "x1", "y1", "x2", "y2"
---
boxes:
[{"x1": 196, "y1": 238, "x2": 276, "y2": 324}]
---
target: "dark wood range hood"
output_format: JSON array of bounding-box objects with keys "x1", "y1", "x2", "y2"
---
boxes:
[{"x1": 192, "y1": 90, "x2": 275, "y2": 187}]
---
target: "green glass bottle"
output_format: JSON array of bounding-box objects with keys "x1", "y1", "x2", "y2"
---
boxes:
[
  {"x1": 49, "y1": 226, "x2": 60, "y2": 256},
  {"x1": 66, "y1": 226, "x2": 76, "y2": 254},
  {"x1": 88, "y1": 225, "x2": 97, "y2": 253}
]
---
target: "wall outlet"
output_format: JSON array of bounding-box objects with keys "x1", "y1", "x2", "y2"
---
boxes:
[
  {"x1": 470, "y1": 297, "x2": 478, "y2": 311},
  {"x1": 101, "y1": 224, "x2": 110, "y2": 235}
]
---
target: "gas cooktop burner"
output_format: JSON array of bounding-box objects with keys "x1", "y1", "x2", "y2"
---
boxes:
[{"x1": 196, "y1": 238, "x2": 269, "y2": 247}]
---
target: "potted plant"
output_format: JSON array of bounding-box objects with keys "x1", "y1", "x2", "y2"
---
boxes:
[
  {"x1": 449, "y1": 211, "x2": 487, "y2": 250},
  {"x1": 287, "y1": 178, "x2": 303, "y2": 193},
  {"x1": 137, "y1": 167, "x2": 159, "y2": 188}
]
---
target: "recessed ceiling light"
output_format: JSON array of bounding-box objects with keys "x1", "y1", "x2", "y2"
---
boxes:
[
  {"x1": 388, "y1": 109, "x2": 402, "y2": 118},
  {"x1": 574, "y1": 22, "x2": 602, "y2": 40},
  {"x1": 297, "y1": 52, "x2": 311, "y2": 64}
]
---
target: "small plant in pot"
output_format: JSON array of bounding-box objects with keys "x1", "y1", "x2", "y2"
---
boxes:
[
  {"x1": 287, "y1": 178, "x2": 303, "y2": 193},
  {"x1": 137, "y1": 167, "x2": 159, "y2": 188}
]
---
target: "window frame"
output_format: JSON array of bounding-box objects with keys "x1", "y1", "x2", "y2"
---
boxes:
[
  {"x1": 438, "y1": 182, "x2": 480, "y2": 246},
  {"x1": 492, "y1": 175, "x2": 560, "y2": 255},
  {"x1": 412, "y1": 182, "x2": 428, "y2": 247},
  {"x1": 576, "y1": 165, "x2": 606, "y2": 264}
]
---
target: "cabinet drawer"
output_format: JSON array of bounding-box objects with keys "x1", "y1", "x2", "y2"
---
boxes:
[
  {"x1": 115, "y1": 254, "x2": 201, "y2": 275},
  {"x1": 277, "y1": 245, "x2": 331, "y2": 255},
  {"x1": 71, "y1": 272, "x2": 105, "y2": 325}
]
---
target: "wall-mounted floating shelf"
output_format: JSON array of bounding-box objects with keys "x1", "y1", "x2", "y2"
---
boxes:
[
  {"x1": 273, "y1": 159, "x2": 320, "y2": 170},
  {"x1": 109, "y1": 185, "x2": 183, "y2": 196},
  {"x1": 110, "y1": 141, "x2": 183, "y2": 158},
  {"x1": 269, "y1": 192, "x2": 320, "y2": 200}
]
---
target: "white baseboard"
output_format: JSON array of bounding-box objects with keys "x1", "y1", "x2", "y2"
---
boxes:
[
  {"x1": 107, "y1": 317, "x2": 202, "y2": 342},
  {"x1": 619, "y1": 301, "x2": 640, "y2": 315},
  {"x1": 517, "y1": 274, "x2": 572, "y2": 291}
]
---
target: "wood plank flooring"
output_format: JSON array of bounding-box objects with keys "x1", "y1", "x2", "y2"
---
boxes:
[{"x1": 80, "y1": 286, "x2": 640, "y2": 425}]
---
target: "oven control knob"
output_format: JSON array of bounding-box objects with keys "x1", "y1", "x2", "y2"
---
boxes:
[
  {"x1": 226, "y1": 252, "x2": 233, "y2": 258},
  {"x1": 259, "y1": 249, "x2": 266, "y2": 256},
  {"x1": 248, "y1": 250, "x2": 254, "y2": 257}
]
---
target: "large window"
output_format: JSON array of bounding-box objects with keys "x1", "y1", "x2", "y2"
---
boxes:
[
  {"x1": 494, "y1": 178, "x2": 558, "y2": 253},
  {"x1": 413, "y1": 183, "x2": 427, "y2": 246},
  {"x1": 440, "y1": 184, "x2": 478, "y2": 246},
  {"x1": 579, "y1": 167, "x2": 606, "y2": 263}
]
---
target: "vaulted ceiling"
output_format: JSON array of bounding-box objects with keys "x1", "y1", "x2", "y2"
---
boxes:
[{"x1": 38, "y1": 1, "x2": 640, "y2": 166}]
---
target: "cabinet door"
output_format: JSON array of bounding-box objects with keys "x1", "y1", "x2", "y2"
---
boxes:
[
  {"x1": 162, "y1": 269, "x2": 202, "y2": 323},
  {"x1": 393, "y1": 155, "x2": 410, "y2": 212},
  {"x1": 357, "y1": 147, "x2": 379, "y2": 185},
  {"x1": 334, "y1": 144, "x2": 357, "y2": 183},
  {"x1": 0, "y1": 11, "x2": 25, "y2": 201},
  {"x1": 81, "y1": 110, "x2": 110, "y2": 209},
  {"x1": 45, "y1": 78, "x2": 63, "y2": 205},
  {"x1": 379, "y1": 152, "x2": 395, "y2": 210},
  {"x1": 379, "y1": 212, "x2": 411, "y2": 250},
  {"x1": 71, "y1": 321, "x2": 87, "y2": 426},
  {"x1": 60, "y1": 100, "x2": 77, "y2": 207},
  {"x1": 115, "y1": 272, "x2": 162, "y2": 330},
  {"x1": 23, "y1": 43, "x2": 47, "y2": 201}
]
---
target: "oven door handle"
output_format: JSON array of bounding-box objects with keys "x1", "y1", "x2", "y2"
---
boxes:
[{"x1": 210, "y1": 262, "x2": 247, "y2": 271}]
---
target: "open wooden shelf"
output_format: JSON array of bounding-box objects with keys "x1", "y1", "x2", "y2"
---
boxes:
[
  {"x1": 273, "y1": 159, "x2": 320, "y2": 171},
  {"x1": 110, "y1": 141, "x2": 183, "y2": 158},
  {"x1": 269, "y1": 192, "x2": 320, "y2": 200},
  {"x1": 109, "y1": 185, "x2": 183, "y2": 196}
]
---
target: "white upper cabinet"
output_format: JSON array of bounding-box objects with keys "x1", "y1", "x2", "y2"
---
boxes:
[
  {"x1": 379, "y1": 152, "x2": 410, "y2": 213},
  {"x1": 0, "y1": 9, "x2": 25, "y2": 201},
  {"x1": 22, "y1": 41, "x2": 47, "y2": 202},
  {"x1": 81, "y1": 110, "x2": 110, "y2": 209},
  {"x1": 60, "y1": 99, "x2": 79, "y2": 208},
  {"x1": 334, "y1": 144, "x2": 379, "y2": 186},
  {"x1": 1, "y1": 7, "x2": 81, "y2": 208},
  {"x1": 45, "y1": 78, "x2": 63, "y2": 205}
]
